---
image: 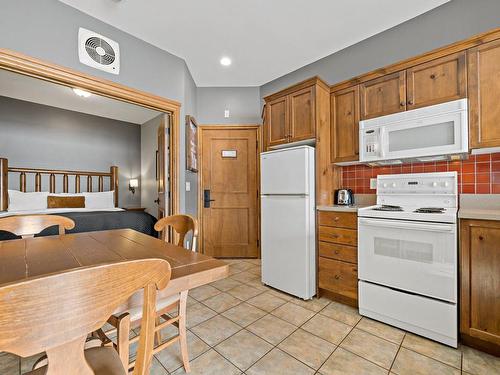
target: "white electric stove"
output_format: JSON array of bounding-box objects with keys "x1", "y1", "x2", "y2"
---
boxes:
[{"x1": 358, "y1": 172, "x2": 458, "y2": 347}]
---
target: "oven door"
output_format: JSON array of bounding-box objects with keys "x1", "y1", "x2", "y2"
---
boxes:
[{"x1": 358, "y1": 217, "x2": 457, "y2": 302}]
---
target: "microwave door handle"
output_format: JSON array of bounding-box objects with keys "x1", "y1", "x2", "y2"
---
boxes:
[
  {"x1": 379, "y1": 127, "x2": 387, "y2": 159},
  {"x1": 359, "y1": 218, "x2": 454, "y2": 233}
]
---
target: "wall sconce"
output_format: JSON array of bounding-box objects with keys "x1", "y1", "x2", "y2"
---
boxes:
[{"x1": 129, "y1": 179, "x2": 139, "y2": 194}]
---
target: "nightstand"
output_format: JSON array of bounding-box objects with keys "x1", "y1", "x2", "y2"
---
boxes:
[{"x1": 124, "y1": 207, "x2": 146, "y2": 212}]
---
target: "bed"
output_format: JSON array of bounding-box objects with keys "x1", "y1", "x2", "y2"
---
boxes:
[{"x1": 0, "y1": 158, "x2": 157, "y2": 240}]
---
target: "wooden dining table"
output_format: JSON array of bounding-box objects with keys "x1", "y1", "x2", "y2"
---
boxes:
[{"x1": 0, "y1": 228, "x2": 229, "y2": 311}]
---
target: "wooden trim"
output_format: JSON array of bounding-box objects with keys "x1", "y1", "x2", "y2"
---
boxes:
[
  {"x1": 330, "y1": 27, "x2": 500, "y2": 92},
  {"x1": 263, "y1": 76, "x2": 329, "y2": 102},
  {"x1": 0, "y1": 158, "x2": 8, "y2": 212},
  {"x1": 197, "y1": 124, "x2": 261, "y2": 255},
  {"x1": 0, "y1": 49, "x2": 180, "y2": 214},
  {"x1": 0, "y1": 49, "x2": 180, "y2": 111}
]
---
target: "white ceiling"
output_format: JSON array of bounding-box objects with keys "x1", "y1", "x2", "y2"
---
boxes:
[
  {"x1": 59, "y1": 0, "x2": 449, "y2": 87},
  {"x1": 0, "y1": 70, "x2": 162, "y2": 124}
]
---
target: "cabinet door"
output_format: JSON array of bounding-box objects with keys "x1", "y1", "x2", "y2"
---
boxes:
[
  {"x1": 267, "y1": 96, "x2": 289, "y2": 146},
  {"x1": 468, "y1": 39, "x2": 500, "y2": 149},
  {"x1": 460, "y1": 220, "x2": 500, "y2": 346},
  {"x1": 360, "y1": 71, "x2": 406, "y2": 120},
  {"x1": 331, "y1": 86, "x2": 360, "y2": 163},
  {"x1": 406, "y1": 52, "x2": 466, "y2": 109},
  {"x1": 289, "y1": 86, "x2": 315, "y2": 142}
]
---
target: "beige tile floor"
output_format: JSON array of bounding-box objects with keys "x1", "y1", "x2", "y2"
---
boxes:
[{"x1": 1, "y1": 258, "x2": 499, "y2": 375}]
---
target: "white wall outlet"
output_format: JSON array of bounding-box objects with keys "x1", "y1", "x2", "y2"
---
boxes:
[
  {"x1": 185, "y1": 181, "x2": 191, "y2": 192},
  {"x1": 224, "y1": 109, "x2": 230, "y2": 118},
  {"x1": 370, "y1": 178, "x2": 377, "y2": 190}
]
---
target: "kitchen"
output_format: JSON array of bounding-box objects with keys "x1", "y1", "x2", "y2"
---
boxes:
[{"x1": 260, "y1": 25, "x2": 500, "y2": 370}]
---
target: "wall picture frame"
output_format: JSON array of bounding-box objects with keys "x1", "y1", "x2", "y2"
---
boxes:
[{"x1": 186, "y1": 115, "x2": 198, "y2": 172}]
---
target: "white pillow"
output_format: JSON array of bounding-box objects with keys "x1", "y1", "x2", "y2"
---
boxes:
[
  {"x1": 83, "y1": 191, "x2": 115, "y2": 209},
  {"x1": 8, "y1": 190, "x2": 49, "y2": 211}
]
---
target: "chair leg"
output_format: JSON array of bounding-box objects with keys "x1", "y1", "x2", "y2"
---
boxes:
[
  {"x1": 179, "y1": 290, "x2": 190, "y2": 373},
  {"x1": 155, "y1": 317, "x2": 162, "y2": 345},
  {"x1": 115, "y1": 313, "x2": 131, "y2": 370}
]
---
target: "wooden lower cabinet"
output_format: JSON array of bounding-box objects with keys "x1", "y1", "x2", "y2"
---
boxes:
[
  {"x1": 460, "y1": 219, "x2": 500, "y2": 356},
  {"x1": 318, "y1": 210, "x2": 358, "y2": 307}
]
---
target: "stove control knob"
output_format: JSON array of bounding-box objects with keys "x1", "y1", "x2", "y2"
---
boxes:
[
  {"x1": 443, "y1": 182, "x2": 449, "y2": 187},
  {"x1": 383, "y1": 183, "x2": 388, "y2": 188},
  {"x1": 432, "y1": 182, "x2": 438, "y2": 187},
  {"x1": 391, "y1": 183, "x2": 396, "y2": 188}
]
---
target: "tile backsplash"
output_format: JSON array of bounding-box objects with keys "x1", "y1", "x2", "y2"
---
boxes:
[{"x1": 341, "y1": 153, "x2": 500, "y2": 195}]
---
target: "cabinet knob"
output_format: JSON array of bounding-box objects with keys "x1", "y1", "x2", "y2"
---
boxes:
[
  {"x1": 430, "y1": 74, "x2": 436, "y2": 79},
  {"x1": 334, "y1": 217, "x2": 339, "y2": 221},
  {"x1": 334, "y1": 275, "x2": 340, "y2": 280},
  {"x1": 400, "y1": 101, "x2": 405, "y2": 107},
  {"x1": 408, "y1": 100, "x2": 414, "y2": 105},
  {"x1": 479, "y1": 235, "x2": 484, "y2": 241},
  {"x1": 334, "y1": 250, "x2": 339, "y2": 255}
]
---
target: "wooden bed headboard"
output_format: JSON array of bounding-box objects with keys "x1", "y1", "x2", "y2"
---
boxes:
[{"x1": 0, "y1": 158, "x2": 118, "y2": 211}]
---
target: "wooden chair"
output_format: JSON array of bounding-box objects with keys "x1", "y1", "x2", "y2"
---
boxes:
[
  {"x1": 104, "y1": 215, "x2": 198, "y2": 373},
  {"x1": 0, "y1": 258, "x2": 172, "y2": 375},
  {"x1": 0, "y1": 214, "x2": 75, "y2": 238},
  {"x1": 154, "y1": 214, "x2": 199, "y2": 251}
]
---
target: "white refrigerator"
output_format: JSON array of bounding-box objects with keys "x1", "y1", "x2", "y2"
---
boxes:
[{"x1": 260, "y1": 146, "x2": 316, "y2": 300}]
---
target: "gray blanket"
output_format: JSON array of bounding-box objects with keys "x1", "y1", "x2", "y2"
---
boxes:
[{"x1": 0, "y1": 211, "x2": 158, "y2": 241}]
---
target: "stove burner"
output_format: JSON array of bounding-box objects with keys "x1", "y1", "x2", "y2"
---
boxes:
[
  {"x1": 373, "y1": 205, "x2": 404, "y2": 212},
  {"x1": 414, "y1": 207, "x2": 445, "y2": 213}
]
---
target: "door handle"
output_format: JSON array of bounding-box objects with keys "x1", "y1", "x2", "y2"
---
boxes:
[
  {"x1": 154, "y1": 198, "x2": 160, "y2": 204},
  {"x1": 204, "y1": 189, "x2": 215, "y2": 208}
]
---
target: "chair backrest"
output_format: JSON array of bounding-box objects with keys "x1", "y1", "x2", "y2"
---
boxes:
[
  {"x1": 0, "y1": 214, "x2": 75, "y2": 238},
  {"x1": 0, "y1": 258, "x2": 171, "y2": 375},
  {"x1": 154, "y1": 214, "x2": 199, "y2": 251}
]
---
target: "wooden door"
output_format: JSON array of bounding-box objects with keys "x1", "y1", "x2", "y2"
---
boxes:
[
  {"x1": 267, "y1": 96, "x2": 289, "y2": 146},
  {"x1": 460, "y1": 219, "x2": 500, "y2": 351},
  {"x1": 289, "y1": 86, "x2": 315, "y2": 142},
  {"x1": 406, "y1": 52, "x2": 466, "y2": 109},
  {"x1": 360, "y1": 71, "x2": 406, "y2": 119},
  {"x1": 156, "y1": 116, "x2": 168, "y2": 220},
  {"x1": 468, "y1": 39, "x2": 500, "y2": 149},
  {"x1": 331, "y1": 86, "x2": 360, "y2": 163},
  {"x1": 200, "y1": 127, "x2": 259, "y2": 258}
]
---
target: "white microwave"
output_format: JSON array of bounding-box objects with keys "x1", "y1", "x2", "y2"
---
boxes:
[{"x1": 359, "y1": 99, "x2": 468, "y2": 165}]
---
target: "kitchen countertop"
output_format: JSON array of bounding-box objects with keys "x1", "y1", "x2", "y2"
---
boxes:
[
  {"x1": 458, "y1": 194, "x2": 500, "y2": 221},
  {"x1": 317, "y1": 194, "x2": 376, "y2": 213},
  {"x1": 317, "y1": 204, "x2": 368, "y2": 212}
]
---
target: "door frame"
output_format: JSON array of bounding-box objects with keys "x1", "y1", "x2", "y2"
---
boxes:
[
  {"x1": 197, "y1": 124, "x2": 262, "y2": 257},
  {"x1": 0, "y1": 48, "x2": 180, "y2": 215}
]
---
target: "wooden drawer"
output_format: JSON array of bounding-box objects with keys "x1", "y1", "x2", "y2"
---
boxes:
[
  {"x1": 319, "y1": 257, "x2": 358, "y2": 301},
  {"x1": 318, "y1": 210, "x2": 357, "y2": 229},
  {"x1": 319, "y1": 226, "x2": 357, "y2": 246},
  {"x1": 319, "y1": 241, "x2": 357, "y2": 264}
]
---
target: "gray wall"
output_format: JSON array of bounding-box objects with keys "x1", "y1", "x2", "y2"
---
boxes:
[
  {"x1": 0, "y1": 96, "x2": 141, "y2": 207},
  {"x1": 197, "y1": 87, "x2": 262, "y2": 124},
  {"x1": 261, "y1": 0, "x2": 500, "y2": 97}
]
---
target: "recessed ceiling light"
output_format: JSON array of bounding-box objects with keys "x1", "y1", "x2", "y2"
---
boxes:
[
  {"x1": 220, "y1": 57, "x2": 232, "y2": 66},
  {"x1": 72, "y1": 88, "x2": 92, "y2": 98}
]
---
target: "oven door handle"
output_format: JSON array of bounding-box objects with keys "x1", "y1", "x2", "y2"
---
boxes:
[{"x1": 359, "y1": 218, "x2": 454, "y2": 233}]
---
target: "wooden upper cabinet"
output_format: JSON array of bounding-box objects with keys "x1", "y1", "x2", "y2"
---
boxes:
[
  {"x1": 289, "y1": 86, "x2": 315, "y2": 141},
  {"x1": 267, "y1": 96, "x2": 289, "y2": 146},
  {"x1": 331, "y1": 86, "x2": 360, "y2": 163},
  {"x1": 468, "y1": 39, "x2": 500, "y2": 149},
  {"x1": 264, "y1": 77, "x2": 327, "y2": 149},
  {"x1": 360, "y1": 71, "x2": 406, "y2": 120},
  {"x1": 460, "y1": 219, "x2": 500, "y2": 353},
  {"x1": 407, "y1": 52, "x2": 467, "y2": 109}
]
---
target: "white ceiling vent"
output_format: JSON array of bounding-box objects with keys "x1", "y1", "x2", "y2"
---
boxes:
[{"x1": 78, "y1": 27, "x2": 120, "y2": 75}]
